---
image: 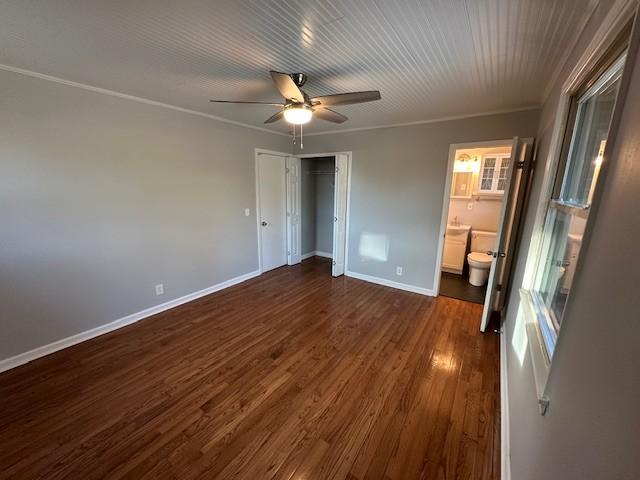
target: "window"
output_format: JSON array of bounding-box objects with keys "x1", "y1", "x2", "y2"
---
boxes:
[
  {"x1": 479, "y1": 154, "x2": 510, "y2": 193},
  {"x1": 531, "y1": 51, "x2": 626, "y2": 357}
]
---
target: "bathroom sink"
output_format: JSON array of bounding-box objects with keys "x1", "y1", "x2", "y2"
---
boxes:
[{"x1": 446, "y1": 224, "x2": 471, "y2": 237}]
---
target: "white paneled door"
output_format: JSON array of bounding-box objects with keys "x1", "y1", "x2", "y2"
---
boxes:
[
  {"x1": 332, "y1": 154, "x2": 349, "y2": 277},
  {"x1": 286, "y1": 156, "x2": 302, "y2": 265},
  {"x1": 257, "y1": 153, "x2": 287, "y2": 273},
  {"x1": 480, "y1": 137, "x2": 534, "y2": 331}
]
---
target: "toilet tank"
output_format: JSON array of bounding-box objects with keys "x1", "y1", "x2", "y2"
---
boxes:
[{"x1": 470, "y1": 230, "x2": 496, "y2": 253}]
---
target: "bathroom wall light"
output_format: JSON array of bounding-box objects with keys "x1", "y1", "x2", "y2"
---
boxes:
[{"x1": 454, "y1": 153, "x2": 480, "y2": 173}]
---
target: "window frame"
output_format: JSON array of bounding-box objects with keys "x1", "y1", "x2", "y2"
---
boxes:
[{"x1": 527, "y1": 32, "x2": 630, "y2": 360}]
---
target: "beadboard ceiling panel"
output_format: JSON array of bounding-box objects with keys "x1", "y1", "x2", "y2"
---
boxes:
[{"x1": 0, "y1": 0, "x2": 597, "y2": 133}]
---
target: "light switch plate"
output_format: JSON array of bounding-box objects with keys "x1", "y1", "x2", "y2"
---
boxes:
[
  {"x1": 244, "y1": 208, "x2": 250, "y2": 217},
  {"x1": 467, "y1": 202, "x2": 474, "y2": 210},
  {"x1": 155, "y1": 284, "x2": 164, "y2": 296}
]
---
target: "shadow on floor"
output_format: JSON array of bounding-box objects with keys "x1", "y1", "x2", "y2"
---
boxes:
[{"x1": 439, "y1": 271, "x2": 486, "y2": 304}]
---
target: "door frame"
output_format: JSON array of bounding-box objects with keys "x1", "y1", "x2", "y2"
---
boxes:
[
  {"x1": 295, "y1": 151, "x2": 353, "y2": 274},
  {"x1": 255, "y1": 148, "x2": 291, "y2": 274},
  {"x1": 433, "y1": 139, "x2": 514, "y2": 297}
]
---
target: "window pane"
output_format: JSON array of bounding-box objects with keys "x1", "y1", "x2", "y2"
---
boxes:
[
  {"x1": 560, "y1": 58, "x2": 624, "y2": 205},
  {"x1": 537, "y1": 209, "x2": 586, "y2": 328},
  {"x1": 481, "y1": 158, "x2": 495, "y2": 190},
  {"x1": 497, "y1": 158, "x2": 510, "y2": 191}
]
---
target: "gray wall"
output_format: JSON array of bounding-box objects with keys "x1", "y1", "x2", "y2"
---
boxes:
[
  {"x1": 300, "y1": 158, "x2": 316, "y2": 255},
  {"x1": 313, "y1": 157, "x2": 335, "y2": 254},
  {"x1": 0, "y1": 69, "x2": 289, "y2": 360},
  {"x1": 502, "y1": 1, "x2": 640, "y2": 478},
  {"x1": 297, "y1": 110, "x2": 540, "y2": 290},
  {"x1": 300, "y1": 157, "x2": 335, "y2": 256}
]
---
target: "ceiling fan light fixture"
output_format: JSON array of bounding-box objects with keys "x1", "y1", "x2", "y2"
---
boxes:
[{"x1": 283, "y1": 105, "x2": 312, "y2": 124}]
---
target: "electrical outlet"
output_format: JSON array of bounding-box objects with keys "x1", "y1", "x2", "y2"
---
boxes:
[
  {"x1": 155, "y1": 284, "x2": 164, "y2": 296},
  {"x1": 244, "y1": 208, "x2": 250, "y2": 217},
  {"x1": 467, "y1": 202, "x2": 474, "y2": 210},
  {"x1": 396, "y1": 266, "x2": 403, "y2": 276}
]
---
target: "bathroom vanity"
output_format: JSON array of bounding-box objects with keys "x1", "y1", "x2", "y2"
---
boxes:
[{"x1": 442, "y1": 224, "x2": 470, "y2": 274}]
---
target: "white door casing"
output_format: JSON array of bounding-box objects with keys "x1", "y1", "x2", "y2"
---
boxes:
[
  {"x1": 332, "y1": 154, "x2": 349, "y2": 277},
  {"x1": 257, "y1": 153, "x2": 287, "y2": 273},
  {"x1": 286, "y1": 156, "x2": 302, "y2": 265}
]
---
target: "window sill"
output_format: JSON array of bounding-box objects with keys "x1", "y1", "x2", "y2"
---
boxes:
[{"x1": 519, "y1": 288, "x2": 552, "y2": 415}]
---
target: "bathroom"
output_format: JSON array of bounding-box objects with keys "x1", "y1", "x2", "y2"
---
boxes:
[{"x1": 440, "y1": 144, "x2": 511, "y2": 303}]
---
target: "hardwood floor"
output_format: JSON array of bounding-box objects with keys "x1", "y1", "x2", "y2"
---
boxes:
[{"x1": 0, "y1": 257, "x2": 500, "y2": 479}]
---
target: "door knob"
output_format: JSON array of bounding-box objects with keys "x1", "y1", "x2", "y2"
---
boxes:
[{"x1": 261, "y1": 221, "x2": 267, "y2": 226}]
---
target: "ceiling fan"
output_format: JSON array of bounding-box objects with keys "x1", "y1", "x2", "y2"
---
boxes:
[{"x1": 210, "y1": 71, "x2": 381, "y2": 125}]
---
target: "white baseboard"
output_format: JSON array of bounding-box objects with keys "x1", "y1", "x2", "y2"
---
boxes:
[
  {"x1": 302, "y1": 251, "x2": 333, "y2": 260},
  {"x1": 500, "y1": 329, "x2": 511, "y2": 480},
  {"x1": 0, "y1": 269, "x2": 261, "y2": 373},
  {"x1": 345, "y1": 270, "x2": 434, "y2": 296}
]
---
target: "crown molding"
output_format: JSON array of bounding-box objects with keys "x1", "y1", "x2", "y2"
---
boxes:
[
  {"x1": 0, "y1": 63, "x2": 289, "y2": 137},
  {"x1": 302, "y1": 106, "x2": 541, "y2": 137},
  {"x1": 0, "y1": 63, "x2": 543, "y2": 138}
]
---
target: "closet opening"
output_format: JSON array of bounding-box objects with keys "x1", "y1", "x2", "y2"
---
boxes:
[{"x1": 300, "y1": 156, "x2": 336, "y2": 271}]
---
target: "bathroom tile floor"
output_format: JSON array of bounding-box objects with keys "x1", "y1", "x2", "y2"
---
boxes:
[{"x1": 440, "y1": 272, "x2": 486, "y2": 304}]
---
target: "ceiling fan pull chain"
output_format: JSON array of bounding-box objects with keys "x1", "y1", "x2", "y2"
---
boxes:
[{"x1": 300, "y1": 123, "x2": 304, "y2": 150}]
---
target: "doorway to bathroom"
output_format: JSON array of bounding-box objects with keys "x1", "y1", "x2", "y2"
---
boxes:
[{"x1": 434, "y1": 138, "x2": 534, "y2": 331}]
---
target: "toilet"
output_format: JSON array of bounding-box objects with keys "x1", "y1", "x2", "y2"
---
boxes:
[{"x1": 466, "y1": 230, "x2": 496, "y2": 286}]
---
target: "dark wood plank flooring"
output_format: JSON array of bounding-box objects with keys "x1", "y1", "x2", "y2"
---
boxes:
[
  {"x1": 439, "y1": 272, "x2": 487, "y2": 304},
  {"x1": 0, "y1": 257, "x2": 500, "y2": 479}
]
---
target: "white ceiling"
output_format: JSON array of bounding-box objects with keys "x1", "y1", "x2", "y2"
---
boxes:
[{"x1": 0, "y1": 0, "x2": 597, "y2": 134}]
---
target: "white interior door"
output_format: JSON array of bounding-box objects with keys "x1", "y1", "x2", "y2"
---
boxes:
[
  {"x1": 286, "y1": 156, "x2": 302, "y2": 265},
  {"x1": 332, "y1": 154, "x2": 349, "y2": 277},
  {"x1": 480, "y1": 137, "x2": 531, "y2": 331},
  {"x1": 257, "y1": 153, "x2": 287, "y2": 272}
]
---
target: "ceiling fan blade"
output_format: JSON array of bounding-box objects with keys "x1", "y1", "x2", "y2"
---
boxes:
[
  {"x1": 270, "y1": 71, "x2": 304, "y2": 103},
  {"x1": 313, "y1": 107, "x2": 347, "y2": 124},
  {"x1": 311, "y1": 91, "x2": 381, "y2": 107},
  {"x1": 210, "y1": 100, "x2": 284, "y2": 106},
  {"x1": 264, "y1": 110, "x2": 285, "y2": 124}
]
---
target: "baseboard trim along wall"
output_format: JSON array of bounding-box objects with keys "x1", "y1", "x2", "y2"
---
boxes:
[
  {"x1": 0, "y1": 269, "x2": 261, "y2": 373},
  {"x1": 301, "y1": 251, "x2": 333, "y2": 260},
  {"x1": 500, "y1": 329, "x2": 512, "y2": 480},
  {"x1": 345, "y1": 270, "x2": 435, "y2": 296}
]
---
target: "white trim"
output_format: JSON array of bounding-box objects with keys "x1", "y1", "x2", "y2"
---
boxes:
[
  {"x1": 346, "y1": 270, "x2": 435, "y2": 296},
  {"x1": 433, "y1": 139, "x2": 513, "y2": 296},
  {"x1": 301, "y1": 251, "x2": 333, "y2": 260},
  {"x1": 522, "y1": 0, "x2": 638, "y2": 291},
  {"x1": 0, "y1": 63, "x2": 287, "y2": 137},
  {"x1": 302, "y1": 106, "x2": 540, "y2": 137},
  {"x1": 0, "y1": 64, "x2": 541, "y2": 139},
  {"x1": 296, "y1": 151, "x2": 353, "y2": 275},
  {"x1": 517, "y1": 0, "x2": 638, "y2": 415},
  {"x1": 0, "y1": 270, "x2": 260, "y2": 373},
  {"x1": 500, "y1": 330, "x2": 512, "y2": 480}
]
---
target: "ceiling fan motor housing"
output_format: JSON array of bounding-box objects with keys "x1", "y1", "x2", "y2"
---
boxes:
[{"x1": 290, "y1": 73, "x2": 307, "y2": 87}]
